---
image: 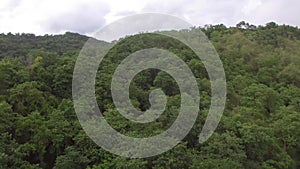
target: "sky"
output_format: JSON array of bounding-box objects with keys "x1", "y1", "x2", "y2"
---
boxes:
[{"x1": 0, "y1": 0, "x2": 299, "y2": 35}]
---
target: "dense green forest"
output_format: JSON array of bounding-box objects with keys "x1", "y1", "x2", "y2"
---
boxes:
[{"x1": 0, "y1": 22, "x2": 300, "y2": 169}]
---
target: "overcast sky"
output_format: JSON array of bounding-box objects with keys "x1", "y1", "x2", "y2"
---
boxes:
[{"x1": 0, "y1": 0, "x2": 299, "y2": 35}]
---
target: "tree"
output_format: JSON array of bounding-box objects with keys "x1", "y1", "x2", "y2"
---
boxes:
[
  {"x1": 54, "y1": 147, "x2": 89, "y2": 169},
  {"x1": 8, "y1": 81, "x2": 56, "y2": 115}
]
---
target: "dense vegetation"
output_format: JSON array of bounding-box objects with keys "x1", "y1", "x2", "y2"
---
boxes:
[{"x1": 0, "y1": 22, "x2": 300, "y2": 169}]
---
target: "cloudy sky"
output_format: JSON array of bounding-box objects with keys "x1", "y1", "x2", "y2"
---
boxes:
[{"x1": 0, "y1": 0, "x2": 299, "y2": 35}]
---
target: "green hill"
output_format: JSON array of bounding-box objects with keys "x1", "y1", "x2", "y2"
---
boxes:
[{"x1": 0, "y1": 22, "x2": 299, "y2": 169}]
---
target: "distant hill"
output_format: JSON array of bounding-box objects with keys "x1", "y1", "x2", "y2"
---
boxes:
[{"x1": 0, "y1": 32, "x2": 89, "y2": 59}]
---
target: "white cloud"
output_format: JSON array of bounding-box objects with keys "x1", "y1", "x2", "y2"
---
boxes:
[
  {"x1": 0, "y1": 0, "x2": 110, "y2": 34},
  {"x1": 43, "y1": 1, "x2": 109, "y2": 34},
  {"x1": 0, "y1": 0, "x2": 298, "y2": 35},
  {"x1": 242, "y1": 0, "x2": 262, "y2": 15},
  {"x1": 244, "y1": 0, "x2": 300, "y2": 27}
]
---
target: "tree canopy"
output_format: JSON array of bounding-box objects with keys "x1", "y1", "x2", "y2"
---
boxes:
[{"x1": 0, "y1": 22, "x2": 300, "y2": 168}]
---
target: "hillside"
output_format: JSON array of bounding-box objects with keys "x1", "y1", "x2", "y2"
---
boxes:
[{"x1": 0, "y1": 22, "x2": 300, "y2": 169}]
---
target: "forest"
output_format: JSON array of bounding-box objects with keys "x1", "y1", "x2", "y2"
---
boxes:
[{"x1": 0, "y1": 21, "x2": 300, "y2": 169}]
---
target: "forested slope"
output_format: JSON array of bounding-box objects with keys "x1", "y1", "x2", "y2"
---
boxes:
[{"x1": 0, "y1": 22, "x2": 300, "y2": 169}]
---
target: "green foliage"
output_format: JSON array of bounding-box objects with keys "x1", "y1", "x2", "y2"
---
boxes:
[
  {"x1": 54, "y1": 147, "x2": 89, "y2": 169},
  {"x1": 0, "y1": 23, "x2": 300, "y2": 168}
]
